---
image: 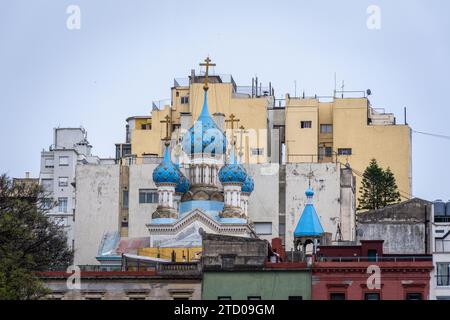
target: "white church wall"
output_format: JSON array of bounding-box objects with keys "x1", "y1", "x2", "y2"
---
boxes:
[
  {"x1": 74, "y1": 164, "x2": 120, "y2": 265},
  {"x1": 284, "y1": 163, "x2": 341, "y2": 251}
]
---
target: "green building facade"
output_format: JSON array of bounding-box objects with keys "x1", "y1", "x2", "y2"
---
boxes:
[{"x1": 202, "y1": 270, "x2": 311, "y2": 300}]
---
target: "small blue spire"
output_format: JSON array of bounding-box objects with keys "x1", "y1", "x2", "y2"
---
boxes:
[
  {"x1": 294, "y1": 188, "x2": 324, "y2": 237},
  {"x1": 199, "y1": 90, "x2": 210, "y2": 118}
]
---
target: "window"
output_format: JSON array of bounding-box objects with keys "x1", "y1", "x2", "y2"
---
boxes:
[
  {"x1": 218, "y1": 296, "x2": 232, "y2": 300},
  {"x1": 437, "y1": 262, "x2": 450, "y2": 286},
  {"x1": 406, "y1": 293, "x2": 422, "y2": 300},
  {"x1": 58, "y1": 198, "x2": 68, "y2": 213},
  {"x1": 123, "y1": 144, "x2": 131, "y2": 156},
  {"x1": 364, "y1": 293, "x2": 380, "y2": 300},
  {"x1": 141, "y1": 124, "x2": 151, "y2": 130},
  {"x1": 254, "y1": 222, "x2": 272, "y2": 235},
  {"x1": 319, "y1": 147, "x2": 333, "y2": 160},
  {"x1": 320, "y1": 124, "x2": 333, "y2": 133},
  {"x1": 247, "y1": 296, "x2": 261, "y2": 300},
  {"x1": 123, "y1": 191, "x2": 129, "y2": 209},
  {"x1": 44, "y1": 158, "x2": 54, "y2": 168},
  {"x1": 330, "y1": 293, "x2": 346, "y2": 300},
  {"x1": 58, "y1": 177, "x2": 68, "y2": 187},
  {"x1": 300, "y1": 121, "x2": 312, "y2": 129},
  {"x1": 59, "y1": 156, "x2": 69, "y2": 166},
  {"x1": 435, "y1": 238, "x2": 450, "y2": 252},
  {"x1": 126, "y1": 292, "x2": 148, "y2": 300},
  {"x1": 337, "y1": 148, "x2": 352, "y2": 156},
  {"x1": 251, "y1": 148, "x2": 264, "y2": 156},
  {"x1": 181, "y1": 96, "x2": 189, "y2": 104},
  {"x1": 288, "y1": 296, "x2": 303, "y2": 300},
  {"x1": 139, "y1": 189, "x2": 158, "y2": 203}
]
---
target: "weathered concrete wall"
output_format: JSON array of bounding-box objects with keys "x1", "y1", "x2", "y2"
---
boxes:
[
  {"x1": 44, "y1": 278, "x2": 201, "y2": 300},
  {"x1": 285, "y1": 163, "x2": 342, "y2": 251},
  {"x1": 244, "y1": 164, "x2": 280, "y2": 242},
  {"x1": 128, "y1": 163, "x2": 159, "y2": 238},
  {"x1": 74, "y1": 164, "x2": 120, "y2": 265},
  {"x1": 202, "y1": 233, "x2": 268, "y2": 269},
  {"x1": 356, "y1": 198, "x2": 431, "y2": 254}
]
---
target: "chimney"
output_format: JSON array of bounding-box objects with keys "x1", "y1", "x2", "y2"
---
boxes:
[
  {"x1": 190, "y1": 69, "x2": 195, "y2": 84},
  {"x1": 213, "y1": 113, "x2": 225, "y2": 132},
  {"x1": 25, "y1": 172, "x2": 30, "y2": 179}
]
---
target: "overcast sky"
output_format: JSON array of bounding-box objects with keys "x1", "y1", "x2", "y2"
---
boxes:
[{"x1": 0, "y1": 0, "x2": 449, "y2": 201}]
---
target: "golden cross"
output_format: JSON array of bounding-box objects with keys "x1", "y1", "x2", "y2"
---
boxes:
[
  {"x1": 199, "y1": 56, "x2": 216, "y2": 91},
  {"x1": 225, "y1": 113, "x2": 240, "y2": 130},
  {"x1": 160, "y1": 114, "x2": 172, "y2": 144},
  {"x1": 225, "y1": 114, "x2": 240, "y2": 146}
]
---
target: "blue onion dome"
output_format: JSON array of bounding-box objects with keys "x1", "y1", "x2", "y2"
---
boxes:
[
  {"x1": 182, "y1": 90, "x2": 227, "y2": 156},
  {"x1": 241, "y1": 175, "x2": 254, "y2": 194},
  {"x1": 219, "y1": 149, "x2": 247, "y2": 185},
  {"x1": 152, "y1": 145, "x2": 181, "y2": 186}
]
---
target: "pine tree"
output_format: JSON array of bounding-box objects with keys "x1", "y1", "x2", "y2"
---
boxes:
[
  {"x1": 381, "y1": 167, "x2": 401, "y2": 206},
  {"x1": 358, "y1": 159, "x2": 401, "y2": 211}
]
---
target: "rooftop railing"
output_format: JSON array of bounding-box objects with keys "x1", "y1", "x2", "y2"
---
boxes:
[{"x1": 317, "y1": 256, "x2": 432, "y2": 263}]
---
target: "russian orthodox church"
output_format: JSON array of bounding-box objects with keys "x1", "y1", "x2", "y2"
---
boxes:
[
  {"x1": 94, "y1": 58, "x2": 324, "y2": 267},
  {"x1": 146, "y1": 75, "x2": 256, "y2": 248}
]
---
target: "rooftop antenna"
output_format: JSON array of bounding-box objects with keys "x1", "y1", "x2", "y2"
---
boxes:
[
  {"x1": 334, "y1": 72, "x2": 337, "y2": 96},
  {"x1": 307, "y1": 164, "x2": 314, "y2": 189},
  {"x1": 294, "y1": 80, "x2": 297, "y2": 98},
  {"x1": 341, "y1": 80, "x2": 345, "y2": 98}
]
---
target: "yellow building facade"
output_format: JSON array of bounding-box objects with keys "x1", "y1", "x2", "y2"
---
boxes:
[{"x1": 285, "y1": 95, "x2": 412, "y2": 201}]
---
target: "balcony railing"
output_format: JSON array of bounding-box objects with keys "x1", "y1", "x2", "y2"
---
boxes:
[
  {"x1": 317, "y1": 256, "x2": 432, "y2": 263},
  {"x1": 435, "y1": 216, "x2": 450, "y2": 223}
]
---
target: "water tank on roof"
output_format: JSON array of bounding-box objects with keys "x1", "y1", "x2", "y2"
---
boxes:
[
  {"x1": 434, "y1": 200, "x2": 446, "y2": 216},
  {"x1": 446, "y1": 201, "x2": 450, "y2": 216}
]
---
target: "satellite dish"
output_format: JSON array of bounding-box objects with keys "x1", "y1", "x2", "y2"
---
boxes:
[{"x1": 366, "y1": 89, "x2": 372, "y2": 96}]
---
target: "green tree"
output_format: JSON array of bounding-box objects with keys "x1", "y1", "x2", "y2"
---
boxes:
[
  {"x1": 381, "y1": 167, "x2": 401, "y2": 206},
  {"x1": 358, "y1": 159, "x2": 401, "y2": 210},
  {"x1": 0, "y1": 174, "x2": 73, "y2": 300}
]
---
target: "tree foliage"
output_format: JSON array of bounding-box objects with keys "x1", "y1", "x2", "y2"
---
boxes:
[
  {"x1": 358, "y1": 159, "x2": 401, "y2": 211},
  {"x1": 0, "y1": 174, "x2": 73, "y2": 300}
]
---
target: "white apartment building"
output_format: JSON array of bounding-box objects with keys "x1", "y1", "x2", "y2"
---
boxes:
[
  {"x1": 430, "y1": 200, "x2": 450, "y2": 300},
  {"x1": 39, "y1": 127, "x2": 113, "y2": 250}
]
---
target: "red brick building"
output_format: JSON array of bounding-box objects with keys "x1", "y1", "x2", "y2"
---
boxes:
[{"x1": 312, "y1": 240, "x2": 433, "y2": 300}]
